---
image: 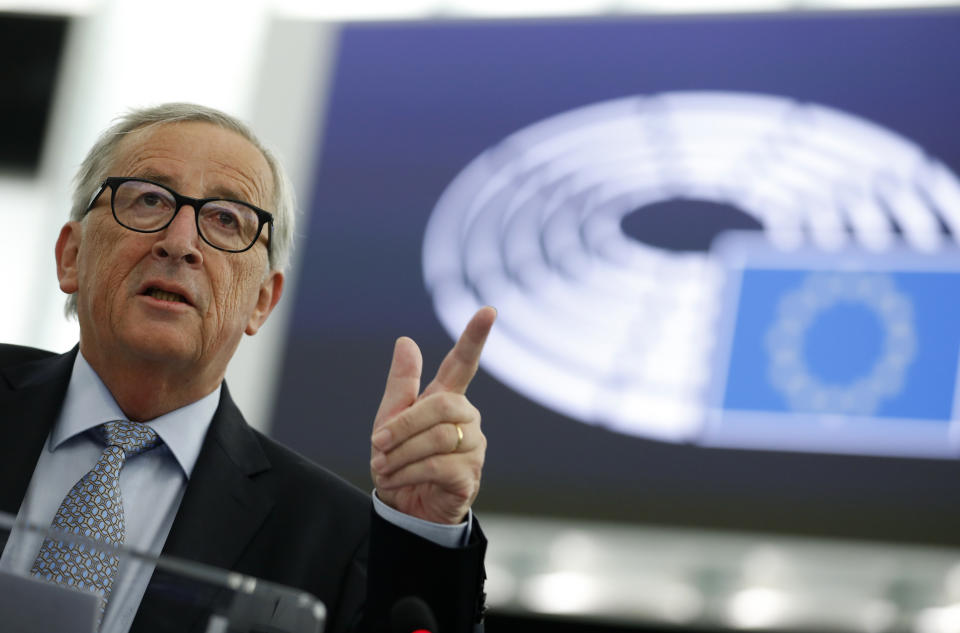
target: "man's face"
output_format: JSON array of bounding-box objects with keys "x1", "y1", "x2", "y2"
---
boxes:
[{"x1": 56, "y1": 121, "x2": 283, "y2": 387}]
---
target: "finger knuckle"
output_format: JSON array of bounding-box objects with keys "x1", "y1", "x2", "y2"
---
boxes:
[
  {"x1": 468, "y1": 447, "x2": 484, "y2": 468},
  {"x1": 424, "y1": 455, "x2": 442, "y2": 477},
  {"x1": 393, "y1": 411, "x2": 413, "y2": 436},
  {"x1": 437, "y1": 394, "x2": 460, "y2": 421},
  {"x1": 431, "y1": 425, "x2": 450, "y2": 452},
  {"x1": 450, "y1": 476, "x2": 475, "y2": 505}
]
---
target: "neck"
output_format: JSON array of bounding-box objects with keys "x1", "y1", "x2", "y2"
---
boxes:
[{"x1": 79, "y1": 345, "x2": 223, "y2": 422}]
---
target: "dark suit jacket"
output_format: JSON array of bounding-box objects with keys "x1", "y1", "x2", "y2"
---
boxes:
[{"x1": 0, "y1": 344, "x2": 486, "y2": 633}]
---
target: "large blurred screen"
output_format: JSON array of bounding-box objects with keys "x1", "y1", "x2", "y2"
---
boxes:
[{"x1": 272, "y1": 10, "x2": 960, "y2": 545}]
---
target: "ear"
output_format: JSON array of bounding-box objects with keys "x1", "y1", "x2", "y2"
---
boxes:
[
  {"x1": 55, "y1": 222, "x2": 82, "y2": 295},
  {"x1": 245, "y1": 270, "x2": 284, "y2": 336}
]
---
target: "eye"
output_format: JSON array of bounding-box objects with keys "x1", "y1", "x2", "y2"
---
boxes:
[
  {"x1": 199, "y1": 202, "x2": 258, "y2": 249},
  {"x1": 140, "y1": 192, "x2": 166, "y2": 208},
  {"x1": 201, "y1": 204, "x2": 247, "y2": 235},
  {"x1": 214, "y1": 209, "x2": 240, "y2": 229}
]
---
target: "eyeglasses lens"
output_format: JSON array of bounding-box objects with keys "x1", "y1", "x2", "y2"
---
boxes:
[{"x1": 113, "y1": 180, "x2": 261, "y2": 251}]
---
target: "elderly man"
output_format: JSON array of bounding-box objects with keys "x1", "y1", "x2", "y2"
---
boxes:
[{"x1": 0, "y1": 103, "x2": 495, "y2": 633}]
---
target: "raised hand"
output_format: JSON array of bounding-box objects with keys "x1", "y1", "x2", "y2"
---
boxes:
[{"x1": 370, "y1": 307, "x2": 496, "y2": 524}]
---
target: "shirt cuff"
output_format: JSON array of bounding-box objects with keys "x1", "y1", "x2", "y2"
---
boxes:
[{"x1": 371, "y1": 490, "x2": 472, "y2": 548}]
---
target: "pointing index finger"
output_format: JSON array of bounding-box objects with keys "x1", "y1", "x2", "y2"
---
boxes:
[{"x1": 424, "y1": 306, "x2": 496, "y2": 396}]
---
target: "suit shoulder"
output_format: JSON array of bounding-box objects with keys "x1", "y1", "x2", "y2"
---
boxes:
[
  {"x1": 0, "y1": 343, "x2": 57, "y2": 368},
  {"x1": 251, "y1": 426, "x2": 370, "y2": 512}
]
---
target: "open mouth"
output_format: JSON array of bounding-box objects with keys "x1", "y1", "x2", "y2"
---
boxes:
[{"x1": 144, "y1": 287, "x2": 190, "y2": 305}]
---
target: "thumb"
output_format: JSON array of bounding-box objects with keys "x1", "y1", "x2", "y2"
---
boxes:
[{"x1": 373, "y1": 337, "x2": 422, "y2": 430}]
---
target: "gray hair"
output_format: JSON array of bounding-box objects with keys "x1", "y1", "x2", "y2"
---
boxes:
[{"x1": 65, "y1": 102, "x2": 296, "y2": 315}]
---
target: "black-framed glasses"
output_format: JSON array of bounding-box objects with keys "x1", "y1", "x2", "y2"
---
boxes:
[{"x1": 85, "y1": 177, "x2": 274, "y2": 254}]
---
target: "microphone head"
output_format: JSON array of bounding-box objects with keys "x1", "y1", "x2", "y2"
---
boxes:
[{"x1": 390, "y1": 595, "x2": 439, "y2": 633}]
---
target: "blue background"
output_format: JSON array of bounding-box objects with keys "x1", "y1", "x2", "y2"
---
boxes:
[
  {"x1": 272, "y1": 11, "x2": 960, "y2": 545},
  {"x1": 724, "y1": 270, "x2": 960, "y2": 421}
]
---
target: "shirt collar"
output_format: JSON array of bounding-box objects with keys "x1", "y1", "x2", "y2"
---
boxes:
[{"x1": 53, "y1": 351, "x2": 220, "y2": 479}]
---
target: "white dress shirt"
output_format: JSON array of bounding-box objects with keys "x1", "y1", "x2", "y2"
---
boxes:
[{"x1": 0, "y1": 351, "x2": 468, "y2": 633}]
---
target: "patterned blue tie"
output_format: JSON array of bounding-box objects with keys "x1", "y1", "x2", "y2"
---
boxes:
[{"x1": 31, "y1": 420, "x2": 162, "y2": 623}]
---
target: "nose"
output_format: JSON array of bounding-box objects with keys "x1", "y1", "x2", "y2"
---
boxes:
[{"x1": 151, "y1": 205, "x2": 204, "y2": 266}]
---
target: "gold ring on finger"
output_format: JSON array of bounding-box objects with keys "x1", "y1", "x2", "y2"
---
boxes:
[{"x1": 452, "y1": 424, "x2": 463, "y2": 453}]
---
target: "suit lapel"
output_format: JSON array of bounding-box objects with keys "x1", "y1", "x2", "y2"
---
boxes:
[
  {"x1": 0, "y1": 348, "x2": 77, "y2": 518},
  {"x1": 132, "y1": 383, "x2": 274, "y2": 632},
  {"x1": 160, "y1": 384, "x2": 273, "y2": 566},
  {"x1": 1, "y1": 348, "x2": 279, "y2": 632}
]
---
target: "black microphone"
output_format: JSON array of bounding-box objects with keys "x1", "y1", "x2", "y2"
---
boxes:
[{"x1": 390, "y1": 596, "x2": 439, "y2": 633}]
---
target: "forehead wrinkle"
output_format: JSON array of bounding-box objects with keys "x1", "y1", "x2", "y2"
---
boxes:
[
  {"x1": 113, "y1": 142, "x2": 270, "y2": 208},
  {"x1": 206, "y1": 155, "x2": 271, "y2": 208}
]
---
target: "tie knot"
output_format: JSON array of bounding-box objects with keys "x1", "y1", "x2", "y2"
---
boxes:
[{"x1": 98, "y1": 420, "x2": 161, "y2": 457}]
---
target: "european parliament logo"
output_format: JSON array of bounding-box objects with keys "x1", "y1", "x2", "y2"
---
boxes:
[
  {"x1": 705, "y1": 235, "x2": 960, "y2": 458},
  {"x1": 422, "y1": 91, "x2": 960, "y2": 459}
]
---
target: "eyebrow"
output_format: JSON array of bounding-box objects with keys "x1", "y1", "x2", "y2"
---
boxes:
[{"x1": 131, "y1": 169, "x2": 252, "y2": 203}]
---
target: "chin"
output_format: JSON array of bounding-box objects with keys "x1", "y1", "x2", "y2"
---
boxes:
[{"x1": 119, "y1": 324, "x2": 200, "y2": 365}]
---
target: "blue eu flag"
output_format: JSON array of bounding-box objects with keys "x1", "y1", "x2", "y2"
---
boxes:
[{"x1": 707, "y1": 258, "x2": 960, "y2": 458}]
